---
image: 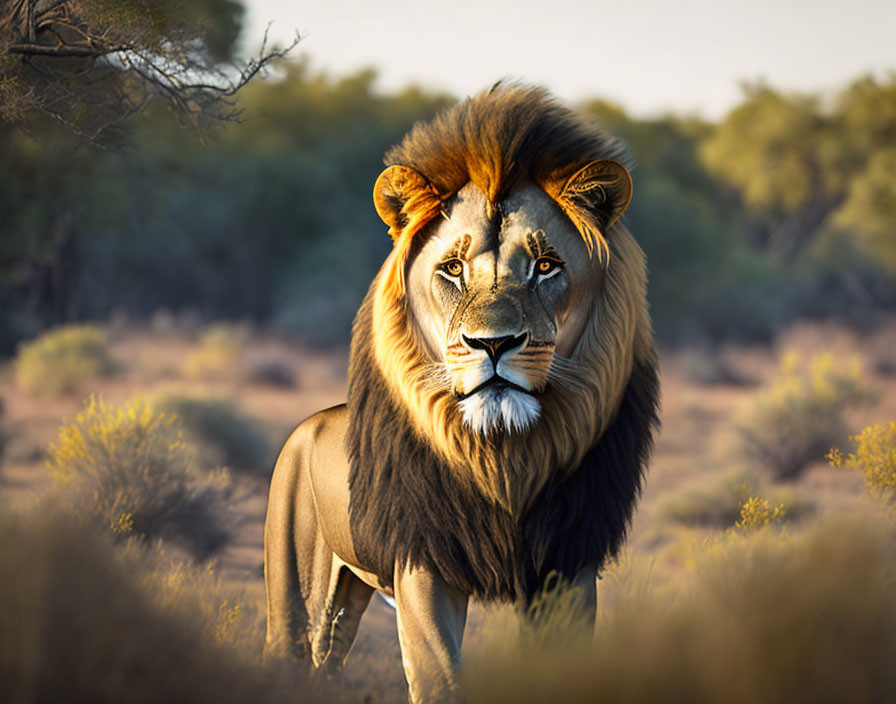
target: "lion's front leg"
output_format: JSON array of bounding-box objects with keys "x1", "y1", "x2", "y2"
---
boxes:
[{"x1": 394, "y1": 565, "x2": 469, "y2": 703}]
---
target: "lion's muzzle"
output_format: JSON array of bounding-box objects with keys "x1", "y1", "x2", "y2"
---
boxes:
[
  {"x1": 449, "y1": 329, "x2": 551, "y2": 434},
  {"x1": 461, "y1": 332, "x2": 529, "y2": 366}
]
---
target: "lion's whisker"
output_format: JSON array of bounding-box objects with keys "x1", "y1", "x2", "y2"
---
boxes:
[{"x1": 420, "y1": 362, "x2": 453, "y2": 391}]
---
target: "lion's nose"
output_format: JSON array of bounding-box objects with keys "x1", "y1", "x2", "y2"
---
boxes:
[{"x1": 461, "y1": 332, "x2": 529, "y2": 366}]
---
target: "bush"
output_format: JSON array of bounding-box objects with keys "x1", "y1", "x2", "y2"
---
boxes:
[
  {"x1": 47, "y1": 395, "x2": 232, "y2": 557},
  {"x1": 15, "y1": 324, "x2": 116, "y2": 395},
  {"x1": 829, "y1": 421, "x2": 896, "y2": 503},
  {"x1": 464, "y1": 513, "x2": 896, "y2": 703},
  {"x1": 147, "y1": 392, "x2": 272, "y2": 475},
  {"x1": 656, "y1": 469, "x2": 753, "y2": 528},
  {"x1": 184, "y1": 323, "x2": 248, "y2": 380},
  {"x1": 733, "y1": 351, "x2": 873, "y2": 479},
  {"x1": 246, "y1": 357, "x2": 296, "y2": 388},
  {"x1": 0, "y1": 509, "x2": 308, "y2": 704}
]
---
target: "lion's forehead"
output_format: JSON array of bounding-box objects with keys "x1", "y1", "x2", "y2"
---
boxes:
[{"x1": 433, "y1": 182, "x2": 590, "y2": 267}]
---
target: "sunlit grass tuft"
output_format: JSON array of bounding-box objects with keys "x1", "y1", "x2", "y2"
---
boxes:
[{"x1": 15, "y1": 324, "x2": 117, "y2": 396}]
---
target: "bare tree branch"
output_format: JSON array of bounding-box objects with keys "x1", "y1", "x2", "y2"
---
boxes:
[{"x1": 1, "y1": 0, "x2": 300, "y2": 146}]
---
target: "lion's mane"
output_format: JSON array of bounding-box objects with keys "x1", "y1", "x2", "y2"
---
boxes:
[{"x1": 347, "y1": 85, "x2": 660, "y2": 602}]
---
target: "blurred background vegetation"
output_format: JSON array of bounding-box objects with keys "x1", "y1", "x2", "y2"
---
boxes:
[{"x1": 3, "y1": 2, "x2": 896, "y2": 354}]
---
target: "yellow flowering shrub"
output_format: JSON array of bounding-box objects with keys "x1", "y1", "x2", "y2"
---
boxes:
[{"x1": 47, "y1": 395, "x2": 231, "y2": 556}]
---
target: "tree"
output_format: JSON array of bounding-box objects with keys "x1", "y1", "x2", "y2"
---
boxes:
[
  {"x1": 832, "y1": 77, "x2": 896, "y2": 275},
  {"x1": 0, "y1": 0, "x2": 298, "y2": 145},
  {"x1": 835, "y1": 147, "x2": 896, "y2": 275},
  {"x1": 699, "y1": 76, "x2": 896, "y2": 275},
  {"x1": 699, "y1": 84, "x2": 845, "y2": 262}
]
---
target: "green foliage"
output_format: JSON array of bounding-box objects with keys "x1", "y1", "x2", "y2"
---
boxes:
[
  {"x1": 15, "y1": 324, "x2": 116, "y2": 395},
  {"x1": 836, "y1": 147, "x2": 896, "y2": 274},
  {"x1": 829, "y1": 421, "x2": 896, "y2": 502},
  {"x1": 0, "y1": 509, "x2": 307, "y2": 704},
  {"x1": 22, "y1": 64, "x2": 452, "y2": 346},
  {"x1": 626, "y1": 168, "x2": 792, "y2": 341},
  {"x1": 465, "y1": 514, "x2": 896, "y2": 703},
  {"x1": 47, "y1": 395, "x2": 232, "y2": 556},
  {"x1": 734, "y1": 352, "x2": 874, "y2": 479},
  {"x1": 836, "y1": 76, "x2": 896, "y2": 164},
  {"x1": 699, "y1": 75, "x2": 896, "y2": 284},
  {"x1": 148, "y1": 391, "x2": 272, "y2": 475},
  {"x1": 700, "y1": 85, "x2": 832, "y2": 213}
]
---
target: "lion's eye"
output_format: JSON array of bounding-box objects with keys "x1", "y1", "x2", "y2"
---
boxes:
[
  {"x1": 534, "y1": 257, "x2": 562, "y2": 277},
  {"x1": 440, "y1": 259, "x2": 464, "y2": 277}
]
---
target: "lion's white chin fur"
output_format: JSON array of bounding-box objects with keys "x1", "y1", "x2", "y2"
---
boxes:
[{"x1": 459, "y1": 387, "x2": 541, "y2": 434}]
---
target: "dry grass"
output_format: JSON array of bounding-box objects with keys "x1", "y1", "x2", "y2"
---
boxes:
[
  {"x1": 465, "y1": 512, "x2": 896, "y2": 703},
  {"x1": 0, "y1": 506, "x2": 319, "y2": 704},
  {"x1": 15, "y1": 324, "x2": 117, "y2": 396}
]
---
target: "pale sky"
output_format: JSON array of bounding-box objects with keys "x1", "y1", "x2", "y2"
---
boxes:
[{"x1": 245, "y1": 0, "x2": 896, "y2": 119}]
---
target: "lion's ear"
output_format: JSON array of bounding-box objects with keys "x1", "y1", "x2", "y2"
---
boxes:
[
  {"x1": 373, "y1": 165, "x2": 436, "y2": 240},
  {"x1": 559, "y1": 160, "x2": 633, "y2": 230}
]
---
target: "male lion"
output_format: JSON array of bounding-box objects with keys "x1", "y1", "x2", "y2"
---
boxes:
[{"x1": 264, "y1": 84, "x2": 660, "y2": 702}]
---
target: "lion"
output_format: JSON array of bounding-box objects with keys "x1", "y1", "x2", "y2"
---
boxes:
[{"x1": 263, "y1": 83, "x2": 660, "y2": 702}]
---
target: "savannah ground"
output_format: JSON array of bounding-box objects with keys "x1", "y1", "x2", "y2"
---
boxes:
[{"x1": 3, "y1": 315, "x2": 896, "y2": 702}]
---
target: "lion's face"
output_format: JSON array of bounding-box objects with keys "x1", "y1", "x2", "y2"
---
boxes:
[{"x1": 407, "y1": 182, "x2": 601, "y2": 434}]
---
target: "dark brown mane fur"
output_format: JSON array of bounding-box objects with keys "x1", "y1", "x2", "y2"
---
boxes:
[{"x1": 385, "y1": 82, "x2": 630, "y2": 205}]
